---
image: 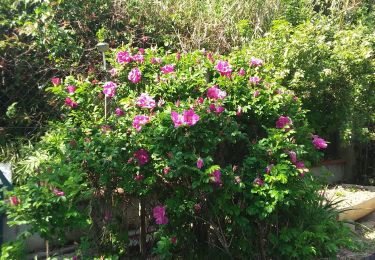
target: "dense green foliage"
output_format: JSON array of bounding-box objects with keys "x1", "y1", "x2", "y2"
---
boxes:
[
  {"x1": 246, "y1": 17, "x2": 375, "y2": 153},
  {"x1": 2, "y1": 48, "x2": 355, "y2": 258},
  {"x1": 1, "y1": 0, "x2": 374, "y2": 181},
  {"x1": 0, "y1": 0, "x2": 373, "y2": 258}
]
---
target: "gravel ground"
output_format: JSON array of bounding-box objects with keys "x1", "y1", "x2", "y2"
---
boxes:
[
  {"x1": 322, "y1": 184, "x2": 375, "y2": 259},
  {"x1": 323, "y1": 184, "x2": 375, "y2": 209}
]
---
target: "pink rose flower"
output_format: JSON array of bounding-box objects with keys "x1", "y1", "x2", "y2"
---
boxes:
[
  {"x1": 276, "y1": 116, "x2": 292, "y2": 129},
  {"x1": 170, "y1": 237, "x2": 177, "y2": 244},
  {"x1": 51, "y1": 77, "x2": 60, "y2": 86},
  {"x1": 207, "y1": 85, "x2": 227, "y2": 100},
  {"x1": 215, "y1": 106, "x2": 225, "y2": 114},
  {"x1": 66, "y1": 85, "x2": 76, "y2": 94},
  {"x1": 250, "y1": 57, "x2": 263, "y2": 67},
  {"x1": 215, "y1": 60, "x2": 232, "y2": 77},
  {"x1": 103, "y1": 81, "x2": 117, "y2": 98},
  {"x1": 132, "y1": 115, "x2": 150, "y2": 131},
  {"x1": 138, "y1": 48, "x2": 145, "y2": 54},
  {"x1": 153, "y1": 205, "x2": 169, "y2": 225},
  {"x1": 109, "y1": 68, "x2": 118, "y2": 76},
  {"x1": 65, "y1": 97, "x2": 78, "y2": 108},
  {"x1": 136, "y1": 93, "x2": 156, "y2": 109},
  {"x1": 312, "y1": 135, "x2": 328, "y2": 150},
  {"x1": 183, "y1": 109, "x2": 200, "y2": 126},
  {"x1": 115, "y1": 108, "x2": 124, "y2": 116},
  {"x1": 10, "y1": 196, "x2": 20, "y2": 206},
  {"x1": 134, "y1": 174, "x2": 144, "y2": 181},
  {"x1": 150, "y1": 57, "x2": 162, "y2": 64},
  {"x1": 171, "y1": 111, "x2": 184, "y2": 127},
  {"x1": 209, "y1": 103, "x2": 216, "y2": 112},
  {"x1": 265, "y1": 164, "x2": 273, "y2": 174},
  {"x1": 253, "y1": 90, "x2": 260, "y2": 97},
  {"x1": 131, "y1": 54, "x2": 144, "y2": 63},
  {"x1": 211, "y1": 170, "x2": 222, "y2": 185},
  {"x1": 53, "y1": 189, "x2": 65, "y2": 197},
  {"x1": 295, "y1": 161, "x2": 305, "y2": 169},
  {"x1": 197, "y1": 97, "x2": 204, "y2": 104},
  {"x1": 176, "y1": 52, "x2": 181, "y2": 60},
  {"x1": 254, "y1": 177, "x2": 264, "y2": 186},
  {"x1": 249, "y1": 76, "x2": 261, "y2": 84},
  {"x1": 117, "y1": 51, "x2": 132, "y2": 64},
  {"x1": 288, "y1": 150, "x2": 297, "y2": 164},
  {"x1": 238, "y1": 68, "x2": 246, "y2": 76},
  {"x1": 197, "y1": 158, "x2": 204, "y2": 169},
  {"x1": 128, "y1": 68, "x2": 142, "y2": 83},
  {"x1": 163, "y1": 167, "x2": 171, "y2": 175},
  {"x1": 134, "y1": 149, "x2": 150, "y2": 166},
  {"x1": 171, "y1": 109, "x2": 200, "y2": 127},
  {"x1": 161, "y1": 64, "x2": 175, "y2": 74}
]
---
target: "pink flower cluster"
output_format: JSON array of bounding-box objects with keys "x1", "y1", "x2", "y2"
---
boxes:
[
  {"x1": 128, "y1": 68, "x2": 142, "y2": 83},
  {"x1": 288, "y1": 150, "x2": 297, "y2": 164},
  {"x1": 51, "y1": 77, "x2": 61, "y2": 86},
  {"x1": 312, "y1": 135, "x2": 328, "y2": 150},
  {"x1": 163, "y1": 166, "x2": 171, "y2": 175},
  {"x1": 287, "y1": 150, "x2": 305, "y2": 170},
  {"x1": 238, "y1": 68, "x2": 246, "y2": 76},
  {"x1": 103, "y1": 81, "x2": 117, "y2": 98},
  {"x1": 153, "y1": 205, "x2": 169, "y2": 225},
  {"x1": 151, "y1": 57, "x2": 162, "y2": 64},
  {"x1": 207, "y1": 86, "x2": 227, "y2": 100},
  {"x1": 197, "y1": 158, "x2": 204, "y2": 169},
  {"x1": 161, "y1": 64, "x2": 175, "y2": 74},
  {"x1": 265, "y1": 164, "x2": 273, "y2": 174},
  {"x1": 211, "y1": 170, "x2": 222, "y2": 185},
  {"x1": 66, "y1": 85, "x2": 76, "y2": 94},
  {"x1": 136, "y1": 93, "x2": 156, "y2": 109},
  {"x1": 132, "y1": 115, "x2": 150, "y2": 131},
  {"x1": 171, "y1": 109, "x2": 200, "y2": 127},
  {"x1": 115, "y1": 108, "x2": 124, "y2": 116},
  {"x1": 134, "y1": 148, "x2": 150, "y2": 166},
  {"x1": 65, "y1": 97, "x2": 78, "y2": 108},
  {"x1": 117, "y1": 51, "x2": 132, "y2": 64},
  {"x1": 53, "y1": 189, "x2": 65, "y2": 197},
  {"x1": 10, "y1": 196, "x2": 20, "y2": 206},
  {"x1": 254, "y1": 177, "x2": 264, "y2": 186},
  {"x1": 209, "y1": 104, "x2": 225, "y2": 114},
  {"x1": 249, "y1": 76, "x2": 261, "y2": 85},
  {"x1": 109, "y1": 68, "x2": 118, "y2": 76},
  {"x1": 131, "y1": 54, "x2": 144, "y2": 63},
  {"x1": 295, "y1": 161, "x2": 305, "y2": 169},
  {"x1": 250, "y1": 57, "x2": 263, "y2": 67},
  {"x1": 215, "y1": 60, "x2": 232, "y2": 77},
  {"x1": 276, "y1": 116, "x2": 292, "y2": 129}
]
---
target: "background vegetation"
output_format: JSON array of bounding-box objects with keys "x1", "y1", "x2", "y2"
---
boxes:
[
  {"x1": 0, "y1": 0, "x2": 374, "y2": 257},
  {"x1": 1, "y1": 0, "x2": 374, "y2": 183}
]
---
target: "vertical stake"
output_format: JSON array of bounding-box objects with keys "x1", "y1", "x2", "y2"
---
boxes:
[{"x1": 96, "y1": 43, "x2": 110, "y2": 121}]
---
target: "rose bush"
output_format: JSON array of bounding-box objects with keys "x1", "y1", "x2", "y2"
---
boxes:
[{"x1": 2, "y1": 47, "x2": 354, "y2": 258}]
